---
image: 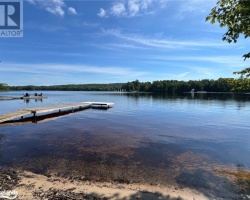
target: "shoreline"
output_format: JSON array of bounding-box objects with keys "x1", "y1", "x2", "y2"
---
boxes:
[
  {"x1": 1, "y1": 166, "x2": 250, "y2": 200},
  {"x1": 14, "y1": 170, "x2": 208, "y2": 200}
]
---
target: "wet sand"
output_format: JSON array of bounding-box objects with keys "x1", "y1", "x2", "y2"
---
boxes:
[
  {"x1": 13, "y1": 170, "x2": 209, "y2": 200},
  {"x1": 1, "y1": 158, "x2": 250, "y2": 200}
]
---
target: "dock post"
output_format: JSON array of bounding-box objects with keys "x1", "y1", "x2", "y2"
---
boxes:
[{"x1": 33, "y1": 112, "x2": 37, "y2": 123}]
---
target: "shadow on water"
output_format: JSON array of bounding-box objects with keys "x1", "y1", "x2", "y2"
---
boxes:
[
  {"x1": 176, "y1": 169, "x2": 238, "y2": 199},
  {"x1": 216, "y1": 166, "x2": 250, "y2": 195},
  {"x1": 0, "y1": 107, "x2": 109, "y2": 127},
  {"x1": 0, "y1": 132, "x2": 4, "y2": 160}
]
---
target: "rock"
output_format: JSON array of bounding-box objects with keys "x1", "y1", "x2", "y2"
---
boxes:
[
  {"x1": 33, "y1": 188, "x2": 108, "y2": 200},
  {"x1": 0, "y1": 167, "x2": 20, "y2": 191}
]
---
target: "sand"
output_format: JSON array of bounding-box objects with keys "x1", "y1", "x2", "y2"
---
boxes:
[{"x1": 15, "y1": 170, "x2": 208, "y2": 200}]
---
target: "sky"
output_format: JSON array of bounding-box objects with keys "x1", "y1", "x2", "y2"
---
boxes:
[{"x1": 0, "y1": 0, "x2": 249, "y2": 86}]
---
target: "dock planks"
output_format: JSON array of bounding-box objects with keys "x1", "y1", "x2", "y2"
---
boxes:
[
  {"x1": 0, "y1": 102, "x2": 113, "y2": 124},
  {"x1": 25, "y1": 103, "x2": 91, "y2": 114},
  {"x1": 84, "y1": 102, "x2": 114, "y2": 108},
  {"x1": 0, "y1": 110, "x2": 31, "y2": 123}
]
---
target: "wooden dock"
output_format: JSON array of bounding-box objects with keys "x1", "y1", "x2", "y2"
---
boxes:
[
  {"x1": 0, "y1": 110, "x2": 32, "y2": 123},
  {"x1": 0, "y1": 102, "x2": 114, "y2": 124}
]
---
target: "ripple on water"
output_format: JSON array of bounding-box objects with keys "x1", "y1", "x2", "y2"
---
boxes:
[{"x1": 0, "y1": 92, "x2": 250, "y2": 198}]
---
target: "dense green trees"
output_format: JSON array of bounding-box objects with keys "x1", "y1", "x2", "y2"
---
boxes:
[
  {"x1": 206, "y1": 0, "x2": 250, "y2": 76},
  {"x1": 10, "y1": 83, "x2": 123, "y2": 91},
  {"x1": 0, "y1": 83, "x2": 9, "y2": 91},
  {"x1": 1, "y1": 79, "x2": 250, "y2": 93},
  {"x1": 121, "y1": 78, "x2": 250, "y2": 93},
  {"x1": 225, "y1": 78, "x2": 250, "y2": 92}
]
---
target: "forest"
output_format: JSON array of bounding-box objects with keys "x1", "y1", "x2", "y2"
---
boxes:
[
  {"x1": 8, "y1": 83, "x2": 123, "y2": 91},
  {"x1": 0, "y1": 83, "x2": 9, "y2": 91},
  {"x1": 121, "y1": 78, "x2": 250, "y2": 93},
  {"x1": 1, "y1": 78, "x2": 250, "y2": 93}
]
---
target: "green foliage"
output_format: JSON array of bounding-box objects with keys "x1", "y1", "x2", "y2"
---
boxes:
[
  {"x1": 206, "y1": 0, "x2": 250, "y2": 48},
  {"x1": 10, "y1": 83, "x2": 123, "y2": 91},
  {"x1": 121, "y1": 79, "x2": 242, "y2": 93},
  {"x1": 206, "y1": 0, "x2": 250, "y2": 76},
  {"x1": 233, "y1": 67, "x2": 250, "y2": 78},
  {"x1": 231, "y1": 78, "x2": 250, "y2": 92},
  {"x1": 5, "y1": 79, "x2": 250, "y2": 93},
  {"x1": 0, "y1": 83, "x2": 9, "y2": 91}
]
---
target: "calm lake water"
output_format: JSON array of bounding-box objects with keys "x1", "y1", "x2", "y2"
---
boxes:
[{"x1": 1, "y1": 91, "x2": 250, "y2": 199}]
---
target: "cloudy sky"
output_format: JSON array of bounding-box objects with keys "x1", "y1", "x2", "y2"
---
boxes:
[{"x1": 0, "y1": 0, "x2": 249, "y2": 85}]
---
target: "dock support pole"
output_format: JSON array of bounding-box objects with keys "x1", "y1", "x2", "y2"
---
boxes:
[{"x1": 33, "y1": 112, "x2": 37, "y2": 123}]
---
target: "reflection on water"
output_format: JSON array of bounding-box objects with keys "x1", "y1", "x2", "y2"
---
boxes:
[
  {"x1": 23, "y1": 98, "x2": 43, "y2": 104},
  {"x1": 0, "y1": 91, "x2": 250, "y2": 198}
]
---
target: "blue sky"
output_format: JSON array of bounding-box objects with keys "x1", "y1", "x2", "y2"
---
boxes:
[{"x1": 0, "y1": 0, "x2": 249, "y2": 86}]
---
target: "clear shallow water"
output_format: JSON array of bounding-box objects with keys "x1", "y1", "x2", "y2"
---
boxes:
[{"x1": 0, "y1": 91, "x2": 250, "y2": 198}]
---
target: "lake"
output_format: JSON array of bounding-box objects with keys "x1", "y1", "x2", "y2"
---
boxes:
[{"x1": 0, "y1": 91, "x2": 250, "y2": 199}]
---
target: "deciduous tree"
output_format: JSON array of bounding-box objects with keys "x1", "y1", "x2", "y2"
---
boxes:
[{"x1": 206, "y1": 0, "x2": 250, "y2": 76}]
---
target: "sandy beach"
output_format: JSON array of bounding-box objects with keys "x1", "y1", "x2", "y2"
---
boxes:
[
  {"x1": 15, "y1": 170, "x2": 208, "y2": 200},
  {"x1": 0, "y1": 167, "x2": 208, "y2": 200}
]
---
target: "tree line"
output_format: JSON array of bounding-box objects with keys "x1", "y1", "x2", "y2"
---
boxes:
[
  {"x1": 2, "y1": 83, "x2": 123, "y2": 91},
  {"x1": 1, "y1": 78, "x2": 250, "y2": 93},
  {"x1": 0, "y1": 83, "x2": 9, "y2": 91},
  {"x1": 121, "y1": 78, "x2": 250, "y2": 93}
]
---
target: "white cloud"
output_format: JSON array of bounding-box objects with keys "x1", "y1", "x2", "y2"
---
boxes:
[
  {"x1": 46, "y1": 6, "x2": 65, "y2": 17},
  {"x1": 128, "y1": 0, "x2": 140, "y2": 17},
  {"x1": 102, "y1": 29, "x2": 227, "y2": 50},
  {"x1": 142, "y1": 55, "x2": 249, "y2": 69},
  {"x1": 26, "y1": 0, "x2": 35, "y2": 5},
  {"x1": 68, "y1": 7, "x2": 77, "y2": 15},
  {"x1": 111, "y1": 3, "x2": 126, "y2": 16},
  {"x1": 82, "y1": 22, "x2": 99, "y2": 28},
  {"x1": 140, "y1": 0, "x2": 153, "y2": 10},
  {"x1": 108, "y1": 43, "x2": 149, "y2": 50},
  {"x1": 176, "y1": 72, "x2": 190, "y2": 79},
  {"x1": 0, "y1": 63, "x2": 147, "y2": 77},
  {"x1": 97, "y1": 8, "x2": 107, "y2": 17},
  {"x1": 175, "y1": 0, "x2": 217, "y2": 20},
  {"x1": 159, "y1": 0, "x2": 168, "y2": 8},
  {"x1": 26, "y1": 0, "x2": 79, "y2": 17},
  {"x1": 43, "y1": 0, "x2": 65, "y2": 17},
  {"x1": 98, "y1": 0, "x2": 169, "y2": 18},
  {"x1": 26, "y1": 21, "x2": 67, "y2": 32}
]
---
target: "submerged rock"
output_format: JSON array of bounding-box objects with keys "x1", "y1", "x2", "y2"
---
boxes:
[{"x1": 0, "y1": 167, "x2": 20, "y2": 191}]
